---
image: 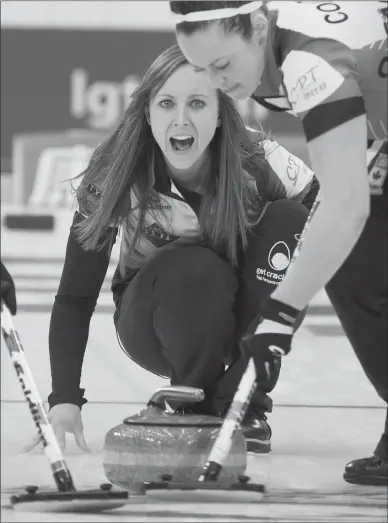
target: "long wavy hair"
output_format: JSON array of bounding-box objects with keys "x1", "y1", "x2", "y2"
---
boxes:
[{"x1": 74, "y1": 44, "x2": 270, "y2": 270}]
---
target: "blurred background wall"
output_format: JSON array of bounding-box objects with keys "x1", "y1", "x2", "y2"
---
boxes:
[{"x1": 1, "y1": 1, "x2": 307, "y2": 208}]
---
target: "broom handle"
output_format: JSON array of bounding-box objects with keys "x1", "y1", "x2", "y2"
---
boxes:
[{"x1": 200, "y1": 194, "x2": 321, "y2": 481}]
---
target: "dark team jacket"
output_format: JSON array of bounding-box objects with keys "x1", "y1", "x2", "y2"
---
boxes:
[{"x1": 48, "y1": 137, "x2": 319, "y2": 409}]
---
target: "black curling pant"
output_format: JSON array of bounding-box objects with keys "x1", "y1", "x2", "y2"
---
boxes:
[
  {"x1": 116, "y1": 200, "x2": 309, "y2": 414},
  {"x1": 325, "y1": 142, "x2": 388, "y2": 459}
]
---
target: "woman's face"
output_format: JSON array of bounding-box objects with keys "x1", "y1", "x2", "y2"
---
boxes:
[
  {"x1": 176, "y1": 21, "x2": 266, "y2": 100},
  {"x1": 149, "y1": 63, "x2": 220, "y2": 171}
]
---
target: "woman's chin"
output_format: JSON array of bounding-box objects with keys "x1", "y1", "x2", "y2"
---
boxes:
[{"x1": 165, "y1": 151, "x2": 199, "y2": 171}]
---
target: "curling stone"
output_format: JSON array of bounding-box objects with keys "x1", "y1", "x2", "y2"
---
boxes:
[{"x1": 103, "y1": 386, "x2": 246, "y2": 490}]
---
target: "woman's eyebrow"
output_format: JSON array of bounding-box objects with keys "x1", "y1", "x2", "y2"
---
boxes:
[
  {"x1": 211, "y1": 56, "x2": 228, "y2": 66},
  {"x1": 154, "y1": 93, "x2": 210, "y2": 99},
  {"x1": 188, "y1": 93, "x2": 209, "y2": 98},
  {"x1": 154, "y1": 93, "x2": 174, "y2": 98},
  {"x1": 192, "y1": 57, "x2": 228, "y2": 71}
]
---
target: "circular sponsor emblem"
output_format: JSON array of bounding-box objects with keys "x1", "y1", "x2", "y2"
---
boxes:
[{"x1": 268, "y1": 241, "x2": 291, "y2": 271}]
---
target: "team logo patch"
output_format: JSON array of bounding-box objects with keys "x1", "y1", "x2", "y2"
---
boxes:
[
  {"x1": 148, "y1": 193, "x2": 172, "y2": 211},
  {"x1": 143, "y1": 223, "x2": 178, "y2": 248},
  {"x1": 282, "y1": 51, "x2": 344, "y2": 114}
]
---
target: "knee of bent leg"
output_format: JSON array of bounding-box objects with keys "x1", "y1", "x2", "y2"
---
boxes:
[
  {"x1": 152, "y1": 246, "x2": 237, "y2": 291},
  {"x1": 246, "y1": 199, "x2": 310, "y2": 267},
  {"x1": 265, "y1": 199, "x2": 309, "y2": 225},
  {"x1": 251, "y1": 199, "x2": 310, "y2": 243}
]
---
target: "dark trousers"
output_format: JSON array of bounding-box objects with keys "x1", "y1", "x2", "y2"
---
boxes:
[
  {"x1": 325, "y1": 148, "x2": 388, "y2": 458},
  {"x1": 116, "y1": 200, "x2": 309, "y2": 414}
]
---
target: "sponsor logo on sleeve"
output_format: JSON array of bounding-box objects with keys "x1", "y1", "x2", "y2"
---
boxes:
[
  {"x1": 286, "y1": 154, "x2": 301, "y2": 185},
  {"x1": 282, "y1": 51, "x2": 344, "y2": 113},
  {"x1": 256, "y1": 241, "x2": 291, "y2": 286}
]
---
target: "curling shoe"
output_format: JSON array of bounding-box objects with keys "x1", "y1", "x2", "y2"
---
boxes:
[
  {"x1": 217, "y1": 403, "x2": 272, "y2": 454},
  {"x1": 242, "y1": 405, "x2": 272, "y2": 454},
  {"x1": 343, "y1": 455, "x2": 388, "y2": 486}
]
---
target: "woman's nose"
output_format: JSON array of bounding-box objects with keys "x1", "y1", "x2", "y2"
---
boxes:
[{"x1": 173, "y1": 105, "x2": 190, "y2": 126}]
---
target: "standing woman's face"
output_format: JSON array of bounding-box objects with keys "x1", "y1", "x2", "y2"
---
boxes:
[
  {"x1": 175, "y1": 14, "x2": 268, "y2": 100},
  {"x1": 148, "y1": 64, "x2": 220, "y2": 171}
]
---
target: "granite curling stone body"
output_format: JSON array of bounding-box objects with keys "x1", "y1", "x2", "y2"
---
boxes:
[{"x1": 103, "y1": 386, "x2": 246, "y2": 489}]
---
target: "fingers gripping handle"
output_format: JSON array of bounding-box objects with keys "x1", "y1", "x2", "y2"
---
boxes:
[{"x1": 1, "y1": 301, "x2": 75, "y2": 492}]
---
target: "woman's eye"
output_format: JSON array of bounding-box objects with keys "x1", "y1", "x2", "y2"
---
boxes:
[
  {"x1": 159, "y1": 100, "x2": 173, "y2": 108},
  {"x1": 190, "y1": 100, "x2": 205, "y2": 109},
  {"x1": 215, "y1": 62, "x2": 230, "y2": 71}
]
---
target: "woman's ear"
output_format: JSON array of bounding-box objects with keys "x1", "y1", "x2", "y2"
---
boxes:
[
  {"x1": 250, "y1": 10, "x2": 268, "y2": 47},
  {"x1": 216, "y1": 114, "x2": 221, "y2": 128}
]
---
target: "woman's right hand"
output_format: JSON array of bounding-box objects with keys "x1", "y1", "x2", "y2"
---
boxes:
[{"x1": 24, "y1": 403, "x2": 91, "y2": 453}]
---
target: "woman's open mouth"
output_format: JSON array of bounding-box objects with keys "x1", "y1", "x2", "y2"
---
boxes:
[{"x1": 169, "y1": 135, "x2": 195, "y2": 153}]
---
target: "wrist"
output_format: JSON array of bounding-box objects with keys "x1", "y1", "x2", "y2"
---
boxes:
[
  {"x1": 260, "y1": 296, "x2": 301, "y2": 328},
  {"x1": 272, "y1": 287, "x2": 308, "y2": 311},
  {"x1": 48, "y1": 389, "x2": 87, "y2": 411}
]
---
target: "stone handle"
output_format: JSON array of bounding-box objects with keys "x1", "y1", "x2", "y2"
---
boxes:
[{"x1": 148, "y1": 386, "x2": 205, "y2": 409}]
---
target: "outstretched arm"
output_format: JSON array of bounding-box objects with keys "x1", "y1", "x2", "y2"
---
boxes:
[
  {"x1": 240, "y1": 113, "x2": 370, "y2": 390},
  {"x1": 272, "y1": 113, "x2": 369, "y2": 310},
  {"x1": 48, "y1": 212, "x2": 117, "y2": 410}
]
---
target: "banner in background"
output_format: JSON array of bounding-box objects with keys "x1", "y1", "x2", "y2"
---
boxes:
[
  {"x1": 1, "y1": 28, "x2": 176, "y2": 172},
  {"x1": 1, "y1": 28, "x2": 307, "y2": 177}
]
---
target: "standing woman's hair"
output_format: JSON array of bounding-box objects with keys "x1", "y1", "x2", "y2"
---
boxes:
[
  {"x1": 170, "y1": 1, "x2": 263, "y2": 38},
  {"x1": 74, "y1": 44, "x2": 270, "y2": 268}
]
